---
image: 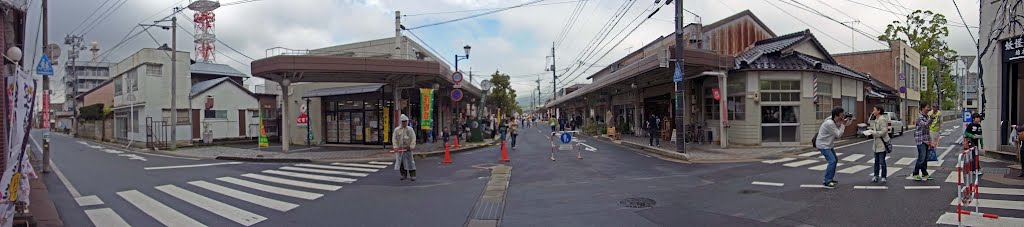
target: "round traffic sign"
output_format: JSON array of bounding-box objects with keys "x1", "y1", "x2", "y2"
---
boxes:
[
  {"x1": 560, "y1": 133, "x2": 572, "y2": 144},
  {"x1": 899, "y1": 86, "x2": 907, "y2": 94},
  {"x1": 450, "y1": 89, "x2": 464, "y2": 101},
  {"x1": 452, "y1": 72, "x2": 464, "y2": 83},
  {"x1": 899, "y1": 73, "x2": 905, "y2": 80}
]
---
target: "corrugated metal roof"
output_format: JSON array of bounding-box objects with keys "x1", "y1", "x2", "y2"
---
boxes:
[
  {"x1": 190, "y1": 77, "x2": 229, "y2": 96},
  {"x1": 302, "y1": 84, "x2": 385, "y2": 98},
  {"x1": 191, "y1": 62, "x2": 247, "y2": 78}
]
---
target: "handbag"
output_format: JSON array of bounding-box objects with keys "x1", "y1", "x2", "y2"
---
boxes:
[
  {"x1": 928, "y1": 146, "x2": 939, "y2": 161},
  {"x1": 884, "y1": 141, "x2": 893, "y2": 154}
]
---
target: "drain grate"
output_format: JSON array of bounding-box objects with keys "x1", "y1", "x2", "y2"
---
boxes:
[{"x1": 619, "y1": 197, "x2": 656, "y2": 208}]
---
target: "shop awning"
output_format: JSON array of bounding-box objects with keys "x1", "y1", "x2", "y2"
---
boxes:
[{"x1": 303, "y1": 84, "x2": 384, "y2": 98}]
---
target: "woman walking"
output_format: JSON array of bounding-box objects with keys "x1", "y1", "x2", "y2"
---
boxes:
[
  {"x1": 869, "y1": 106, "x2": 891, "y2": 183},
  {"x1": 510, "y1": 117, "x2": 519, "y2": 149}
]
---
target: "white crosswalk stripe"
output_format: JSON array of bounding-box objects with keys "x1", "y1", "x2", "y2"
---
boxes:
[
  {"x1": 837, "y1": 165, "x2": 871, "y2": 174},
  {"x1": 798, "y1": 152, "x2": 818, "y2": 157},
  {"x1": 950, "y1": 198, "x2": 1024, "y2": 211},
  {"x1": 333, "y1": 163, "x2": 389, "y2": 169},
  {"x1": 263, "y1": 170, "x2": 357, "y2": 183},
  {"x1": 322, "y1": 164, "x2": 380, "y2": 172},
  {"x1": 117, "y1": 190, "x2": 207, "y2": 227},
  {"x1": 241, "y1": 173, "x2": 343, "y2": 191},
  {"x1": 864, "y1": 156, "x2": 889, "y2": 164},
  {"x1": 281, "y1": 166, "x2": 370, "y2": 177},
  {"x1": 842, "y1": 154, "x2": 865, "y2": 162},
  {"x1": 783, "y1": 160, "x2": 818, "y2": 167},
  {"x1": 188, "y1": 181, "x2": 299, "y2": 212},
  {"x1": 762, "y1": 157, "x2": 796, "y2": 164},
  {"x1": 895, "y1": 157, "x2": 915, "y2": 165},
  {"x1": 808, "y1": 163, "x2": 843, "y2": 171},
  {"x1": 156, "y1": 184, "x2": 267, "y2": 226},
  {"x1": 977, "y1": 187, "x2": 1024, "y2": 196},
  {"x1": 217, "y1": 177, "x2": 323, "y2": 200},
  {"x1": 936, "y1": 186, "x2": 1024, "y2": 226},
  {"x1": 885, "y1": 167, "x2": 902, "y2": 177},
  {"x1": 369, "y1": 161, "x2": 393, "y2": 165},
  {"x1": 85, "y1": 208, "x2": 130, "y2": 227},
  {"x1": 936, "y1": 212, "x2": 1024, "y2": 226}
]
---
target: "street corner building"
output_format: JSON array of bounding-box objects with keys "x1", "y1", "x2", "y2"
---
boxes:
[
  {"x1": 250, "y1": 35, "x2": 483, "y2": 151},
  {"x1": 541, "y1": 10, "x2": 886, "y2": 150},
  {"x1": 978, "y1": 1, "x2": 1024, "y2": 160}
]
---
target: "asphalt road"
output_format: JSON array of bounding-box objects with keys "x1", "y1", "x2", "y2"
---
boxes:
[{"x1": 34, "y1": 118, "x2": 1023, "y2": 226}]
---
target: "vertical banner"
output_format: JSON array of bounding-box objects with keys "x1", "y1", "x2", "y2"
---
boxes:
[
  {"x1": 258, "y1": 110, "x2": 269, "y2": 147},
  {"x1": 383, "y1": 107, "x2": 391, "y2": 143},
  {"x1": 1, "y1": 69, "x2": 38, "y2": 225},
  {"x1": 420, "y1": 88, "x2": 433, "y2": 130}
]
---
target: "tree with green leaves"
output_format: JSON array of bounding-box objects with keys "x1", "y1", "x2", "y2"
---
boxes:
[
  {"x1": 878, "y1": 10, "x2": 959, "y2": 109},
  {"x1": 485, "y1": 70, "x2": 521, "y2": 116}
]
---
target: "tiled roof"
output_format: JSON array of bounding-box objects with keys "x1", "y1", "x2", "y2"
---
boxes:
[{"x1": 734, "y1": 30, "x2": 867, "y2": 81}]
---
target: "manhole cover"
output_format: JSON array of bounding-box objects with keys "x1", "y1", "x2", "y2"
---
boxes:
[{"x1": 619, "y1": 197, "x2": 656, "y2": 208}]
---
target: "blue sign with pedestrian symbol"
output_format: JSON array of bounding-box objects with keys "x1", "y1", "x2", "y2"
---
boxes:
[
  {"x1": 963, "y1": 109, "x2": 972, "y2": 123},
  {"x1": 560, "y1": 132, "x2": 572, "y2": 144},
  {"x1": 35, "y1": 54, "x2": 53, "y2": 76}
]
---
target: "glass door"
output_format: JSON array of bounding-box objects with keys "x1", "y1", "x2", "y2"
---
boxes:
[
  {"x1": 339, "y1": 112, "x2": 351, "y2": 143},
  {"x1": 761, "y1": 105, "x2": 799, "y2": 143},
  {"x1": 365, "y1": 110, "x2": 379, "y2": 144},
  {"x1": 351, "y1": 112, "x2": 364, "y2": 143},
  {"x1": 326, "y1": 112, "x2": 339, "y2": 143}
]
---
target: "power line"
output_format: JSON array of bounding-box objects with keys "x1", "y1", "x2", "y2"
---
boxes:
[
  {"x1": 403, "y1": 0, "x2": 584, "y2": 17},
  {"x1": 760, "y1": 0, "x2": 854, "y2": 50},
  {"x1": 951, "y1": 0, "x2": 977, "y2": 46},
  {"x1": 553, "y1": 0, "x2": 588, "y2": 50},
  {"x1": 555, "y1": 0, "x2": 637, "y2": 88},
  {"x1": 403, "y1": 29, "x2": 455, "y2": 68},
  {"x1": 79, "y1": 0, "x2": 130, "y2": 37},
  {"x1": 69, "y1": 0, "x2": 114, "y2": 35},
  {"x1": 558, "y1": 1, "x2": 656, "y2": 88},
  {"x1": 842, "y1": 0, "x2": 978, "y2": 28},
  {"x1": 404, "y1": 0, "x2": 546, "y2": 30},
  {"x1": 811, "y1": 0, "x2": 886, "y2": 35},
  {"x1": 779, "y1": 0, "x2": 886, "y2": 47},
  {"x1": 557, "y1": 2, "x2": 664, "y2": 88}
]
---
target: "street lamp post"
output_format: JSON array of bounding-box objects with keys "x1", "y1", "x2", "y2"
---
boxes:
[{"x1": 454, "y1": 45, "x2": 470, "y2": 142}]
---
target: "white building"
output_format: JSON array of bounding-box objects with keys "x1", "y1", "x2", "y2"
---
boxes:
[
  {"x1": 190, "y1": 77, "x2": 260, "y2": 141},
  {"x1": 110, "y1": 48, "x2": 192, "y2": 146}
]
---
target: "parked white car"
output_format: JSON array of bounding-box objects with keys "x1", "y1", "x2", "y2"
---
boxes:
[{"x1": 883, "y1": 112, "x2": 905, "y2": 137}]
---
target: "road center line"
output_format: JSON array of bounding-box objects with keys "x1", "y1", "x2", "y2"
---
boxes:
[
  {"x1": 144, "y1": 162, "x2": 243, "y2": 170},
  {"x1": 32, "y1": 136, "x2": 82, "y2": 198},
  {"x1": 751, "y1": 181, "x2": 784, "y2": 187}
]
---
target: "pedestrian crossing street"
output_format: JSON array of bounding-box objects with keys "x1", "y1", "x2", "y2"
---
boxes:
[
  {"x1": 762, "y1": 151, "x2": 946, "y2": 177},
  {"x1": 82, "y1": 161, "x2": 394, "y2": 226}
]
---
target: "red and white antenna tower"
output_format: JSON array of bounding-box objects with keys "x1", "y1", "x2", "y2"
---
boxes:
[{"x1": 189, "y1": 0, "x2": 220, "y2": 63}]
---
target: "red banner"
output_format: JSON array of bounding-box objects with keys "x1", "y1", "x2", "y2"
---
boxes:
[{"x1": 41, "y1": 90, "x2": 49, "y2": 128}]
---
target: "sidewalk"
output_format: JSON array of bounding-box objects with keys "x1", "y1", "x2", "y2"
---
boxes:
[
  {"x1": 600, "y1": 133, "x2": 867, "y2": 163},
  {"x1": 140, "y1": 139, "x2": 498, "y2": 163}
]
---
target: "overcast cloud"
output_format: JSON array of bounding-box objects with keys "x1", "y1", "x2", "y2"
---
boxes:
[{"x1": 24, "y1": 0, "x2": 982, "y2": 105}]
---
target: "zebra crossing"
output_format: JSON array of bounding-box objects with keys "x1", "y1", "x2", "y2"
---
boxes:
[
  {"x1": 762, "y1": 151, "x2": 949, "y2": 177},
  {"x1": 934, "y1": 185, "x2": 1024, "y2": 226},
  {"x1": 83, "y1": 161, "x2": 394, "y2": 226}
]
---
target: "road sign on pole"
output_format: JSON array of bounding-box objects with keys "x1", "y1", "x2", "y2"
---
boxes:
[
  {"x1": 35, "y1": 54, "x2": 54, "y2": 76},
  {"x1": 451, "y1": 89, "x2": 463, "y2": 101},
  {"x1": 452, "y1": 72, "x2": 464, "y2": 83},
  {"x1": 962, "y1": 109, "x2": 972, "y2": 123}
]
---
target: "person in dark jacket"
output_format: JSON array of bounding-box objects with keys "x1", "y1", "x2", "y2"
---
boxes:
[{"x1": 648, "y1": 114, "x2": 660, "y2": 147}]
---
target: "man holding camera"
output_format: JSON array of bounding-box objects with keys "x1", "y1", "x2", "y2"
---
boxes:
[{"x1": 815, "y1": 107, "x2": 851, "y2": 188}]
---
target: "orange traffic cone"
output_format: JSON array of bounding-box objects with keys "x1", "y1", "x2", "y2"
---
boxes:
[
  {"x1": 442, "y1": 143, "x2": 453, "y2": 164},
  {"x1": 454, "y1": 135, "x2": 461, "y2": 148},
  {"x1": 499, "y1": 141, "x2": 510, "y2": 162}
]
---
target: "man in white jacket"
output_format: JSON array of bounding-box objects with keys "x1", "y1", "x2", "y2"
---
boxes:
[
  {"x1": 393, "y1": 114, "x2": 417, "y2": 181},
  {"x1": 816, "y1": 107, "x2": 851, "y2": 188}
]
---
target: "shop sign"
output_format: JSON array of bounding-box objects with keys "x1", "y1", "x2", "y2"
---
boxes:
[
  {"x1": 383, "y1": 107, "x2": 390, "y2": 143},
  {"x1": 1003, "y1": 35, "x2": 1024, "y2": 62},
  {"x1": 420, "y1": 88, "x2": 433, "y2": 130},
  {"x1": 712, "y1": 88, "x2": 721, "y2": 101},
  {"x1": 296, "y1": 113, "x2": 308, "y2": 125}
]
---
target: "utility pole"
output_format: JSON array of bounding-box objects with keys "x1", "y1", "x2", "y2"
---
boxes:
[
  {"x1": 41, "y1": 0, "x2": 50, "y2": 173},
  {"x1": 170, "y1": 12, "x2": 178, "y2": 149},
  {"x1": 674, "y1": 0, "x2": 686, "y2": 153},
  {"x1": 65, "y1": 35, "x2": 83, "y2": 138},
  {"x1": 549, "y1": 43, "x2": 557, "y2": 100}
]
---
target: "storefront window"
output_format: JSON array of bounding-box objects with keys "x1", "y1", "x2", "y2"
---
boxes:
[
  {"x1": 704, "y1": 86, "x2": 720, "y2": 120},
  {"x1": 727, "y1": 77, "x2": 746, "y2": 120}
]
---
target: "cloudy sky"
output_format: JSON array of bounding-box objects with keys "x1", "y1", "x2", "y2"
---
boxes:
[{"x1": 24, "y1": 0, "x2": 981, "y2": 105}]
